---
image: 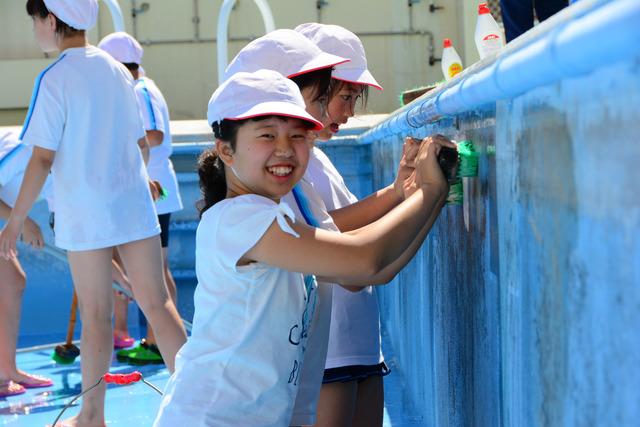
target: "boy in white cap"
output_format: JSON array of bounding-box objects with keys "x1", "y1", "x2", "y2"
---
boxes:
[
  {"x1": 98, "y1": 31, "x2": 184, "y2": 364},
  {"x1": 154, "y1": 68, "x2": 453, "y2": 427},
  {"x1": 0, "y1": 1, "x2": 187, "y2": 426},
  {"x1": 295, "y1": 22, "x2": 396, "y2": 427},
  {"x1": 0, "y1": 129, "x2": 54, "y2": 398}
]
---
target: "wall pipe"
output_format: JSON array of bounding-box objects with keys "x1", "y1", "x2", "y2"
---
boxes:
[
  {"x1": 360, "y1": 0, "x2": 639, "y2": 143},
  {"x1": 101, "y1": 0, "x2": 125, "y2": 32},
  {"x1": 217, "y1": 0, "x2": 275, "y2": 85}
]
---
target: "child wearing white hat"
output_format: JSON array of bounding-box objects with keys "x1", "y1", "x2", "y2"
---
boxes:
[
  {"x1": 98, "y1": 31, "x2": 184, "y2": 364},
  {"x1": 0, "y1": 129, "x2": 54, "y2": 398},
  {"x1": 0, "y1": 1, "x2": 187, "y2": 425},
  {"x1": 153, "y1": 69, "x2": 454, "y2": 427},
  {"x1": 295, "y1": 22, "x2": 402, "y2": 427},
  {"x1": 223, "y1": 26, "x2": 423, "y2": 426}
]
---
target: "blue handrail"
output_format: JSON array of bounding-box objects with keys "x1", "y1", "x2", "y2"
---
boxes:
[{"x1": 360, "y1": 0, "x2": 640, "y2": 143}]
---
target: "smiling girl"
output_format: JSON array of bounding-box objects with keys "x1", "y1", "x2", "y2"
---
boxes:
[{"x1": 153, "y1": 69, "x2": 453, "y2": 426}]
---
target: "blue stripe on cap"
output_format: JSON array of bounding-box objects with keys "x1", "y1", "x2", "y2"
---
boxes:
[
  {"x1": 292, "y1": 185, "x2": 320, "y2": 228},
  {"x1": 19, "y1": 54, "x2": 67, "y2": 141},
  {"x1": 137, "y1": 79, "x2": 157, "y2": 130}
]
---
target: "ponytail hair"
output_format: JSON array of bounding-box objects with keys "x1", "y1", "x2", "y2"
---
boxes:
[
  {"x1": 196, "y1": 148, "x2": 227, "y2": 217},
  {"x1": 197, "y1": 119, "x2": 244, "y2": 216}
]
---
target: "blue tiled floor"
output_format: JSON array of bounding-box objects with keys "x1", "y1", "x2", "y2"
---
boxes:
[
  {"x1": 3, "y1": 341, "x2": 421, "y2": 426},
  {"x1": 1, "y1": 346, "x2": 170, "y2": 426}
]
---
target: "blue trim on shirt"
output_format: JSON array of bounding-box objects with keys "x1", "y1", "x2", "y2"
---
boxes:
[
  {"x1": 137, "y1": 79, "x2": 157, "y2": 130},
  {"x1": 0, "y1": 144, "x2": 25, "y2": 169},
  {"x1": 19, "y1": 54, "x2": 67, "y2": 140},
  {"x1": 292, "y1": 185, "x2": 320, "y2": 228}
]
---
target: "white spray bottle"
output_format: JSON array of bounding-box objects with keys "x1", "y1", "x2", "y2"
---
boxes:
[
  {"x1": 441, "y1": 38, "x2": 464, "y2": 81},
  {"x1": 474, "y1": 2, "x2": 505, "y2": 59}
]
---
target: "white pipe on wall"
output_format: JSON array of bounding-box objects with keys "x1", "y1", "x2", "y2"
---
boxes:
[
  {"x1": 217, "y1": 0, "x2": 276, "y2": 85},
  {"x1": 101, "y1": 0, "x2": 125, "y2": 32}
]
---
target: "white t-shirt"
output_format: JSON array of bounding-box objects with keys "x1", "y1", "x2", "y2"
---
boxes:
[
  {"x1": 304, "y1": 146, "x2": 384, "y2": 369},
  {"x1": 283, "y1": 179, "x2": 338, "y2": 426},
  {"x1": 20, "y1": 46, "x2": 159, "y2": 251},
  {"x1": 154, "y1": 195, "x2": 317, "y2": 427},
  {"x1": 0, "y1": 130, "x2": 53, "y2": 211},
  {"x1": 134, "y1": 77, "x2": 183, "y2": 215}
]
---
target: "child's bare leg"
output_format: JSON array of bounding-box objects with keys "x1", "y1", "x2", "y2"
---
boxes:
[
  {"x1": 117, "y1": 236, "x2": 186, "y2": 372},
  {"x1": 314, "y1": 381, "x2": 358, "y2": 427},
  {"x1": 0, "y1": 258, "x2": 26, "y2": 381},
  {"x1": 113, "y1": 292, "x2": 129, "y2": 336},
  {"x1": 144, "y1": 247, "x2": 177, "y2": 345},
  {"x1": 112, "y1": 250, "x2": 132, "y2": 341},
  {"x1": 66, "y1": 248, "x2": 114, "y2": 426},
  {"x1": 353, "y1": 375, "x2": 384, "y2": 427}
]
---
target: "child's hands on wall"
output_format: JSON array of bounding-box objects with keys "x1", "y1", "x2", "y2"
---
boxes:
[
  {"x1": 414, "y1": 134, "x2": 456, "y2": 195},
  {"x1": 393, "y1": 137, "x2": 420, "y2": 200}
]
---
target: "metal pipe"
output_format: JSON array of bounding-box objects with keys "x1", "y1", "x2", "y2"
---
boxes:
[
  {"x1": 101, "y1": 0, "x2": 125, "y2": 32},
  {"x1": 217, "y1": 0, "x2": 276, "y2": 85},
  {"x1": 193, "y1": 0, "x2": 201, "y2": 41},
  {"x1": 359, "y1": 0, "x2": 640, "y2": 143}
]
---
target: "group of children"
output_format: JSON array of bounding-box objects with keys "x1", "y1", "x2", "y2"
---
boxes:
[{"x1": 0, "y1": 0, "x2": 456, "y2": 426}]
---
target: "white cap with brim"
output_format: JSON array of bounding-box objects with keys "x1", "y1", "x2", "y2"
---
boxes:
[
  {"x1": 98, "y1": 32, "x2": 144, "y2": 64},
  {"x1": 207, "y1": 69, "x2": 324, "y2": 131},
  {"x1": 43, "y1": 0, "x2": 99, "y2": 31},
  {"x1": 223, "y1": 29, "x2": 349, "y2": 82},
  {"x1": 295, "y1": 23, "x2": 382, "y2": 91}
]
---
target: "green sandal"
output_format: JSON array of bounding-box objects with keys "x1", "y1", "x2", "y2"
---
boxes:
[{"x1": 116, "y1": 339, "x2": 164, "y2": 365}]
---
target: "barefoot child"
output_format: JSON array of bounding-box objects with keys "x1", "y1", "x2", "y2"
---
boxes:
[
  {"x1": 98, "y1": 31, "x2": 184, "y2": 364},
  {"x1": 153, "y1": 69, "x2": 453, "y2": 426},
  {"x1": 0, "y1": 1, "x2": 186, "y2": 425},
  {"x1": 0, "y1": 129, "x2": 53, "y2": 398}
]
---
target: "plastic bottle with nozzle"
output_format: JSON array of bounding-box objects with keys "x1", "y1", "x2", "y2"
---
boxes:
[
  {"x1": 474, "y1": 2, "x2": 505, "y2": 59},
  {"x1": 441, "y1": 39, "x2": 464, "y2": 81}
]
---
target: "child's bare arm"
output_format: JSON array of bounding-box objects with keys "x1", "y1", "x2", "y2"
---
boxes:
[
  {"x1": 245, "y1": 136, "x2": 453, "y2": 286},
  {"x1": 0, "y1": 146, "x2": 54, "y2": 259},
  {"x1": 328, "y1": 138, "x2": 420, "y2": 232}
]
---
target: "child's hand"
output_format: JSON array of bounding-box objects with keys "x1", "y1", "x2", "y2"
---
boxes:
[
  {"x1": 0, "y1": 217, "x2": 23, "y2": 260},
  {"x1": 393, "y1": 137, "x2": 420, "y2": 200},
  {"x1": 414, "y1": 134, "x2": 457, "y2": 195},
  {"x1": 22, "y1": 217, "x2": 44, "y2": 249},
  {"x1": 149, "y1": 180, "x2": 163, "y2": 201}
]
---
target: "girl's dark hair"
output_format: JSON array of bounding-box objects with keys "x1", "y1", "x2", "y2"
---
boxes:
[
  {"x1": 122, "y1": 62, "x2": 140, "y2": 71},
  {"x1": 26, "y1": 0, "x2": 84, "y2": 37},
  {"x1": 197, "y1": 116, "x2": 315, "y2": 216},
  {"x1": 290, "y1": 67, "x2": 333, "y2": 102},
  {"x1": 197, "y1": 147, "x2": 228, "y2": 217},
  {"x1": 329, "y1": 79, "x2": 369, "y2": 108}
]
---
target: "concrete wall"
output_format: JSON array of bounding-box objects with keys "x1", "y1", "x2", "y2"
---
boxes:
[
  {"x1": 0, "y1": 0, "x2": 480, "y2": 125},
  {"x1": 370, "y1": 54, "x2": 640, "y2": 426}
]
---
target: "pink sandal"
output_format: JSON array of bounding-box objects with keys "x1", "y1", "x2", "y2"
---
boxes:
[
  {"x1": 16, "y1": 373, "x2": 53, "y2": 389},
  {"x1": 0, "y1": 381, "x2": 26, "y2": 397},
  {"x1": 114, "y1": 334, "x2": 135, "y2": 349}
]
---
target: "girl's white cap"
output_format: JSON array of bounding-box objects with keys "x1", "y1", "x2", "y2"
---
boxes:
[
  {"x1": 43, "y1": 0, "x2": 98, "y2": 30},
  {"x1": 207, "y1": 69, "x2": 324, "y2": 131},
  {"x1": 295, "y1": 23, "x2": 382, "y2": 90},
  {"x1": 98, "y1": 32, "x2": 144, "y2": 64},
  {"x1": 223, "y1": 29, "x2": 349, "y2": 82}
]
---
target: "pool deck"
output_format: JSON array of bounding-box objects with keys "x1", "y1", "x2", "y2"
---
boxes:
[{"x1": 3, "y1": 332, "x2": 417, "y2": 426}]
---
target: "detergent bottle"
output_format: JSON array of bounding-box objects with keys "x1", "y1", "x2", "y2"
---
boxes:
[
  {"x1": 441, "y1": 38, "x2": 463, "y2": 81},
  {"x1": 474, "y1": 2, "x2": 505, "y2": 59}
]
